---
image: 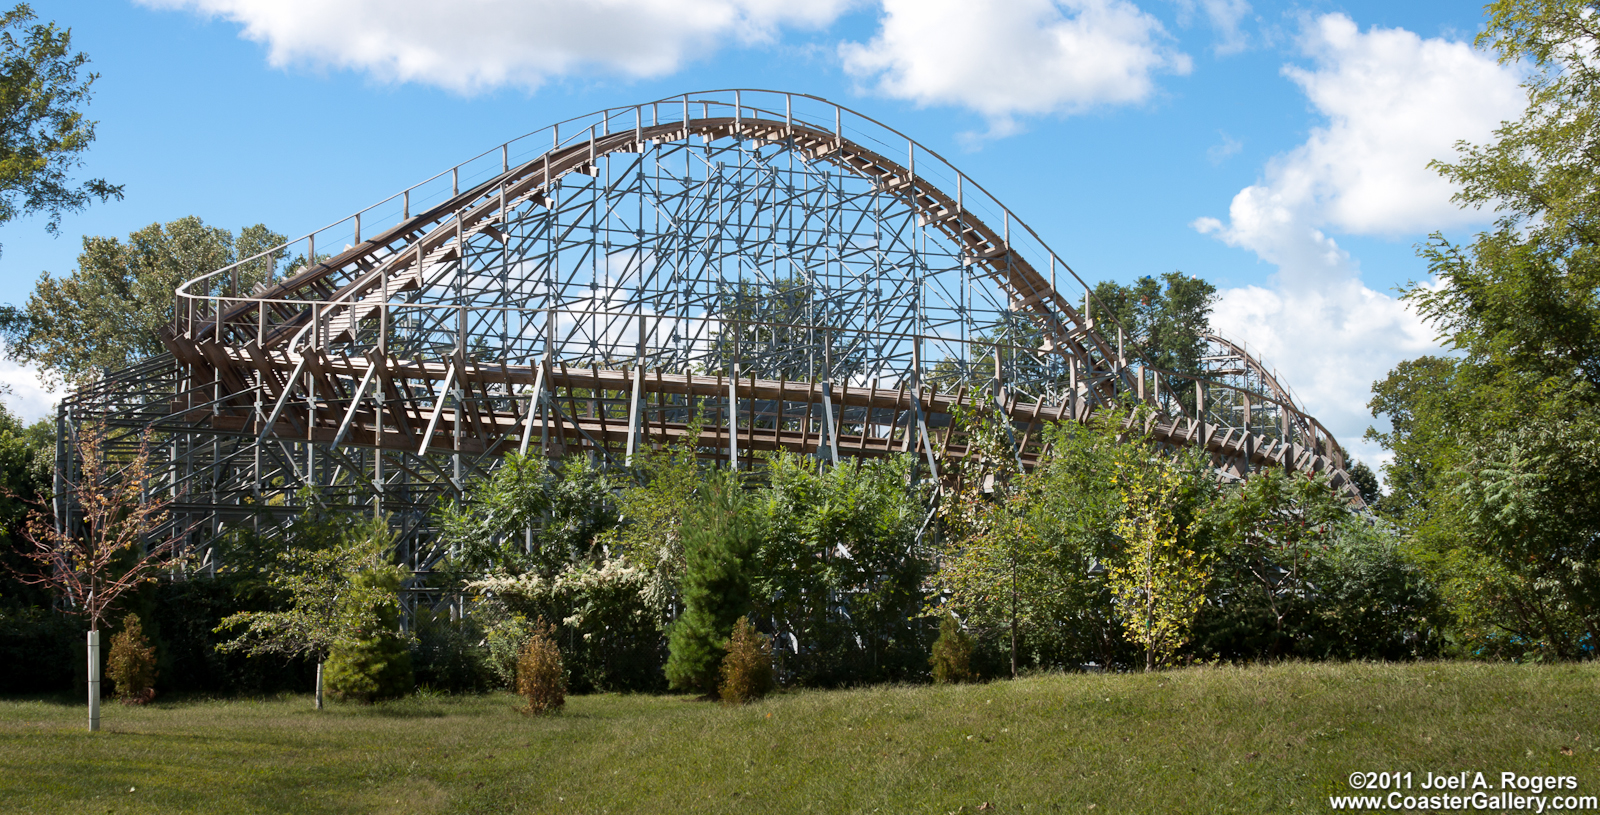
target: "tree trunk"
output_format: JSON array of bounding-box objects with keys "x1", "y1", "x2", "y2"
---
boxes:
[
  {"x1": 1010, "y1": 559, "x2": 1018, "y2": 679},
  {"x1": 87, "y1": 630, "x2": 100, "y2": 732},
  {"x1": 315, "y1": 661, "x2": 324, "y2": 710}
]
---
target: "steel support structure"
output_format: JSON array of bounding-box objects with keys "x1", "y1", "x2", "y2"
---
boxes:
[{"x1": 60, "y1": 90, "x2": 1360, "y2": 601}]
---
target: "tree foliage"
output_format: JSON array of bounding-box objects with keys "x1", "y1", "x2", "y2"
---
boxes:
[
  {"x1": 324, "y1": 563, "x2": 412, "y2": 703},
  {"x1": 718, "y1": 615, "x2": 774, "y2": 704},
  {"x1": 1367, "y1": 0, "x2": 1600, "y2": 659},
  {"x1": 1092, "y1": 271, "x2": 1217, "y2": 376},
  {"x1": 214, "y1": 513, "x2": 399, "y2": 670},
  {"x1": 666, "y1": 470, "x2": 758, "y2": 695},
  {"x1": 756, "y1": 450, "x2": 930, "y2": 685},
  {"x1": 0, "y1": 4, "x2": 120, "y2": 253},
  {"x1": 106, "y1": 612, "x2": 156, "y2": 704},
  {"x1": 1107, "y1": 436, "x2": 1216, "y2": 671},
  {"x1": 1, "y1": 216, "x2": 285, "y2": 385}
]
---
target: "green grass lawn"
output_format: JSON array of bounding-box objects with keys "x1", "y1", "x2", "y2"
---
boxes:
[{"x1": 2, "y1": 662, "x2": 1599, "y2": 814}]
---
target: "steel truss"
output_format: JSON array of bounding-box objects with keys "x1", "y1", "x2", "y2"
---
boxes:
[{"x1": 60, "y1": 90, "x2": 1360, "y2": 595}]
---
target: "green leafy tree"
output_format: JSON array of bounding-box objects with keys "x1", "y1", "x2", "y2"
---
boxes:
[
  {"x1": 214, "y1": 513, "x2": 401, "y2": 709},
  {"x1": 596, "y1": 430, "x2": 705, "y2": 623},
  {"x1": 1092, "y1": 271, "x2": 1217, "y2": 376},
  {"x1": 1367, "y1": 0, "x2": 1600, "y2": 659},
  {"x1": 436, "y1": 453, "x2": 617, "y2": 579},
  {"x1": 0, "y1": 4, "x2": 121, "y2": 253},
  {"x1": 757, "y1": 450, "x2": 930, "y2": 686},
  {"x1": 665, "y1": 470, "x2": 758, "y2": 695},
  {"x1": 1107, "y1": 433, "x2": 1216, "y2": 671},
  {"x1": 710, "y1": 276, "x2": 867, "y2": 380},
  {"x1": 1202, "y1": 470, "x2": 1355, "y2": 657},
  {"x1": 1, "y1": 216, "x2": 284, "y2": 385}
]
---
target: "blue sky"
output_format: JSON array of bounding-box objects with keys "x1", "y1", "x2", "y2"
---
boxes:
[{"x1": 0, "y1": 0, "x2": 1523, "y2": 471}]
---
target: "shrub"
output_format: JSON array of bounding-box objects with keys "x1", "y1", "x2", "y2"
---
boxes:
[
  {"x1": 516, "y1": 617, "x2": 565, "y2": 715},
  {"x1": 666, "y1": 473, "x2": 757, "y2": 695},
  {"x1": 410, "y1": 610, "x2": 492, "y2": 693},
  {"x1": 107, "y1": 613, "x2": 158, "y2": 704},
  {"x1": 719, "y1": 616, "x2": 774, "y2": 704},
  {"x1": 930, "y1": 614, "x2": 975, "y2": 684},
  {"x1": 325, "y1": 568, "x2": 413, "y2": 703},
  {"x1": 0, "y1": 604, "x2": 77, "y2": 693}
]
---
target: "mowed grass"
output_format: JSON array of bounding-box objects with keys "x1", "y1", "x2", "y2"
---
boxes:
[{"x1": 3, "y1": 662, "x2": 1600, "y2": 814}]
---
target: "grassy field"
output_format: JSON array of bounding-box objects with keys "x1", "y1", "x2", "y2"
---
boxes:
[{"x1": 2, "y1": 662, "x2": 1599, "y2": 814}]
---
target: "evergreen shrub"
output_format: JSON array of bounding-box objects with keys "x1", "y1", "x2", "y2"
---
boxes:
[
  {"x1": 719, "y1": 616, "x2": 774, "y2": 704},
  {"x1": 516, "y1": 617, "x2": 565, "y2": 715},
  {"x1": 107, "y1": 613, "x2": 158, "y2": 703},
  {"x1": 325, "y1": 568, "x2": 413, "y2": 703},
  {"x1": 666, "y1": 473, "x2": 757, "y2": 695},
  {"x1": 930, "y1": 614, "x2": 975, "y2": 684}
]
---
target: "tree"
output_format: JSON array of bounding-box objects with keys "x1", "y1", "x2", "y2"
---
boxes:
[
  {"x1": 1, "y1": 216, "x2": 285, "y2": 385},
  {"x1": 665, "y1": 470, "x2": 759, "y2": 695},
  {"x1": 1367, "y1": 0, "x2": 1600, "y2": 659},
  {"x1": 1092, "y1": 271, "x2": 1217, "y2": 377},
  {"x1": 718, "y1": 615, "x2": 774, "y2": 704},
  {"x1": 756, "y1": 450, "x2": 930, "y2": 686},
  {"x1": 0, "y1": 4, "x2": 121, "y2": 254},
  {"x1": 930, "y1": 395, "x2": 1054, "y2": 678},
  {"x1": 323, "y1": 562, "x2": 412, "y2": 703},
  {"x1": 11, "y1": 424, "x2": 186, "y2": 731},
  {"x1": 1107, "y1": 431, "x2": 1216, "y2": 671},
  {"x1": 1203, "y1": 469, "x2": 1352, "y2": 657},
  {"x1": 214, "y1": 513, "x2": 400, "y2": 709},
  {"x1": 710, "y1": 276, "x2": 868, "y2": 380}
]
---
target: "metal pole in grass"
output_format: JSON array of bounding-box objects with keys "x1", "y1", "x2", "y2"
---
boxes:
[{"x1": 87, "y1": 622, "x2": 99, "y2": 732}]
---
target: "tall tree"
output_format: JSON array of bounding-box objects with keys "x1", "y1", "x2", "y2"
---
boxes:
[
  {"x1": 1, "y1": 217, "x2": 284, "y2": 385},
  {"x1": 1091, "y1": 271, "x2": 1217, "y2": 376},
  {"x1": 0, "y1": 4, "x2": 121, "y2": 254},
  {"x1": 1369, "y1": 0, "x2": 1600, "y2": 658}
]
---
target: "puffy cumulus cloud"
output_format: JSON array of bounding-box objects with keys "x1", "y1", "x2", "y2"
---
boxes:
[
  {"x1": 0, "y1": 354, "x2": 60, "y2": 424},
  {"x1": 1193, "y1": 14, "x2": 1524, "y2": 470},
  {"x1": 1220, "y1": 13, "x2": 1524, "y2": 244},
  {"x1": 140, "y1": 0, "x2": 852, "y2": 93},
  {"x1": 840, "y1": 0, "x2": 1191, "y2": 136},
  {"x1": 1208, "y1": 276, "x2": 1437, "y2": 468}
]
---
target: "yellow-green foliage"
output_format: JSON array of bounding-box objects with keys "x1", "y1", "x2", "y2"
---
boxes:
[
  {"x1": 106, "y1": 612, "x2": 157, "y2": 704},
  {"x1": 718, "y1": 616, "x2": 774, "y2": 704},
  {"x1": 516, "y1": 617, "x2": 565, "y2": 715},
  {"x1": 1109, "y1": 450, "x2": 1213, "y2": 670},
  {"x1": 929, "y1": 614, "x2": 975, "y2": 684}
]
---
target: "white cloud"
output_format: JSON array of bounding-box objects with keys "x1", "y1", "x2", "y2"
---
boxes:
[
  {"x1": 0, "y1": 353, "x2": 61, "y2": 425},
  {"x1": 140, "y1": 0, "x2": 851, "y2": 93},
  {"x1": 1194, "y1": 14, "x2": 1524, "y2": 470},
  {"x1": 841, "y1": 0, "x2": 1191, "y2": 136},
  {"x1": 1206, "y1": 131, "x2": 1242, "y2": 164},
  {"x1": 1170, "y1": 0, "x2": 1251, "y2": 54}
]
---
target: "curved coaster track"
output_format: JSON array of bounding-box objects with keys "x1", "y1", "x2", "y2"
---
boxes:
[{"x1": 59, "y1": 90, "x2": 1359, "y2": 598}]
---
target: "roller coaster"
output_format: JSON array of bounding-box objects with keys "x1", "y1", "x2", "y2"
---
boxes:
[{"x1": 56, "y1": 90, "x2": 1358, "y2": 603}]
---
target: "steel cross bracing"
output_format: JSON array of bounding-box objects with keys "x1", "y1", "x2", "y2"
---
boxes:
[{"x1": 60, "y1": 90, "x2": 1361, "y2": 588}]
